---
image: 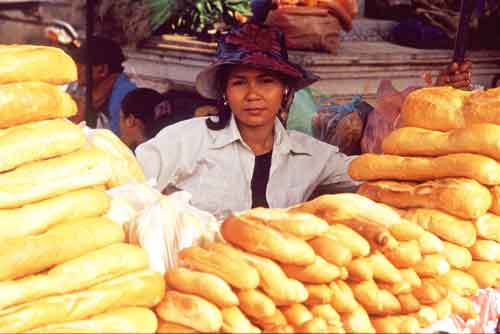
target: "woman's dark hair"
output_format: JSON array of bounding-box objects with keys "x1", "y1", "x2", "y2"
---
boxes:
[
  {"x1": 121, "y1": 88, "x2": 172, "y2": 139},
  {"x1": 206, "y1": 65, "x2": 295, "y2": 131}
]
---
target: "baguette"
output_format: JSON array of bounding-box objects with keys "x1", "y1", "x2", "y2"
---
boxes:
[
  {"x1": 397, "y1": 294, "x2": 421, "y2": 314},
  {"x1": 165, "y1": 268, "x2": 238, "y2": 308},
  {"x1": 469, "y1": 240, "x2": 500, "y2": 262},
  {"x1": 346, "y1": 257, "x2": 373, "y2": 282},
  {"x1": 309, "y1": 304, "x2": 341, "y2": 325},
  {"x1": 0, "y1": 218, "x2": 124, "y2": 281},
  {"x1": 350, "y1": 281, "x2": 401, "y2": 316},
  {"x1": 382, "y1": 240, "x2": 422, "y2": 269},
  {"x1": 349, "y1": 153, "x2": 500, "y2": 185},
  {"x1": 242, "y1": 207, "x2": 329, "y2": 239},
  {"x1": 281, "y1": 256, "x2": 341, "y2": 284},
  {"x1": 410, "y1": 306, "x2": 438, "y2": 328},
  {"x1": 383, "y1": 124, "x2": 500, "y2": 161},
  {"x1": 437, "y1": 269, "x2": 478, "y2": 297},
  {"x1": 412, "y1": 278, "x2": 447, "y2": 305},
  {"x1": 0, "y1": 147, "x2": 112, "y2": 209},
  {"x1": 400, "y1": 86, "x2": 472, "y2": 131},
  {"x1": 371, "y1": 315, "x2": 420, "y2": 334},
  {"x1": 220, "y1": 215, "x2": 315, "y2": 265},
  {"x1": 388, "y1": 220, "x2": 425, "y2": 242},
  {"x1": 294, "y1": 317, "x2": 328, "y2": 333},
  {"x1": 378, "y1": 280, "x2": 412, "y2": 295},
  {"x1": 490, "y1": 185, "x2": 500, "y2": 215},
  {"x1": 261, "y1": 325, "x2": 294, "y2": 333},
  {"x1": 448, "y1": 292, "x2": 477, "y2": 320},
  {"x1": 304, "y1": 285, "x2": 332, "y2": 306},
  {"x1": 414, "y1": 254, "x2": 450, "y2": 278},
  {"x1": 252, "y1": 309, "x2": 288, "y2": 329},
  {"x1": 367, "y1": 252, "x2": 403, "y2": 284},
  {"x1": 308, "y1": 236, "x2": 352, "y2": 266},
  {"x1": 178, "y1": 246, "x2": 259, "y2": 289},
  {"x1": 156, "y1": 290, "x2": 222, "y2": 333},
  {"x1": 280, "y1": 304, "x2": 312, "y2": 327},
  {"x1": 475, "y1": 214, "x2": 500, "y2": 242},
  {"x1": 157, "y1": 320, "x2": 198, "y2": 333},
  {"x1": 442, "y1": 242, "x2": 472, "y2": 270},
  {"x1": 290, "y1": 193, "x2": 401, "y2": 227},
  {"x1": 0, "y1": 270, "x2": 164, "y2": 333},
  {"x1": 341, "y1": 306, "x2": 376, "y2": 334},
  {"x1": 358, "y1": 178, "x2": 492, "y2": 219},
  {"x1": 462, "y1": 87, "x2": 500, "y2": 126},
  {"x1": 0, "y1": 243, "x2": 147, "y2": 310},
  {"x1": 466, "y1": 261, "x2": 500, "y2": 288},
  {"x1": 403, "y1": 208, "x2": 477, "y2": 247},
  {"x1": 220, "y1": 307, "x2": 261, "y2": 333},
  {"x1": 0, "y1": 188, "x2": 110, "y2": 242},
  {"x1": 400, "y1": 268, "x2": 421, "y2": 289},
  {"x1": 87, "y1": 129, "x2": 145, "y2": 188},
  {"x1": 326, "y1": 224, "x2": 371, "y2": 258},
  {"x1": 418, "y1": 231, "x2": 444, "y2": 255},
  {"x1": 0, "y1": 82, "x2": 77, "y2": 129},
  {"x1": 0, "y1": 119, "x2": 85, "y2": 172},
  {"x1": 0, "y1": 45, "x2": 76, "y2": 84},
  {"x1": 237, "y1": 289, "x2": 276, "y2": 319},
  {"x1": 205, "y1": 242, "x2": 308, "y2": 305},
  {"x1": 27, "y1": 307, "x2": 157, "y2": 334},
  {"x1": 329, "y1": 281, "x2": 358, "y2": 314}
]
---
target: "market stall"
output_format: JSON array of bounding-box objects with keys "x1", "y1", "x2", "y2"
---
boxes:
[{"x1": 0, "y1": 44, "x2": 499, "y2": 333}]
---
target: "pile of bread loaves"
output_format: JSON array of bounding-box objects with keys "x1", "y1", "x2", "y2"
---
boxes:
[
  {"x1": 155, "y1": 86, "x2": 500, "y2": 334},
  {"x1": 0, "y1": 45, "x2": 164, "y2": 332}
]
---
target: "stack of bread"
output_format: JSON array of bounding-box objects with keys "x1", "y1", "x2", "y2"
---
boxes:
[
  {"x1": 154, "y1": 192, "x2": 466, "y2": 333},
  {"x1": 0, "y1": 45, "x2": 164, "y2": 333},
  {"x1": 346, "y1": 86, "x2": 500, "y2": 327}
]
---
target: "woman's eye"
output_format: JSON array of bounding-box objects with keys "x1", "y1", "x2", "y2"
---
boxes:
[
  {"x1": 229, "y1": 80, "x2": 244, "y2": 86},
  {"x1": 261, "y1": 77, "x2": 277, "y2": 84}
]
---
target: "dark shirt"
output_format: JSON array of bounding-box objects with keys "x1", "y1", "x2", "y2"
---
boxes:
[{"x1": 251, "y1": 151, "x2": 273, "y2": 208}]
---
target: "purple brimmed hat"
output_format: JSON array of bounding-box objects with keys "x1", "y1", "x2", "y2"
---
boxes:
[{"x1": 195, "y1": 23, "x2": 320, "y2": 99}]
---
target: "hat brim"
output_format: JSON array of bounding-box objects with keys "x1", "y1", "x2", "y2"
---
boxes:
[{"x1": 195, "y1": 58, "x2": 319, "y2": 100}]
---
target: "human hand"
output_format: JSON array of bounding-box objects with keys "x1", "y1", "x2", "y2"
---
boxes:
[{"x1": 435, "y1": 60, "x2": 472, "y2": 90}]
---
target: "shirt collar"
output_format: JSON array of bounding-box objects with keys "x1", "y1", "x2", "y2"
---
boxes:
[{"x1": 208, "y1": 113, "x2": 312, "y2": 156}]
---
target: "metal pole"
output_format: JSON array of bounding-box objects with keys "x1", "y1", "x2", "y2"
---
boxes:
[{"x1": 85, "y1": 0, "x2": 96, "y2": 127}]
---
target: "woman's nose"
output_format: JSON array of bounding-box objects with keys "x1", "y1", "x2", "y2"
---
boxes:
[{"x1": 245, "y1": 80, "x2": 261, "y2": 100}]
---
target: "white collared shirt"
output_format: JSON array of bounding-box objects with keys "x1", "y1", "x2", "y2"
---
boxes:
[{"x1": 136, "y1": 115, "x2": 359, "y2": 219}]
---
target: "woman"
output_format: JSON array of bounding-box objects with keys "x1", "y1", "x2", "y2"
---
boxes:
[
  {"x1": 119, "y1": 88, "x2": 172, "y2": 151},
  {"x1": 136, "y1": 23, "x2": 359, "y2": 219},
  {"x1": 136, "y1": 22, "x2": 471, "y2": 219}
]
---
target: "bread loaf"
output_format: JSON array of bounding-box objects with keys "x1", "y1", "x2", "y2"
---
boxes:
[
  {"x1": 0, "y1": 148, "x2": 112, "y2": 209},
  {"x1": 400, "y1": 86, "x2": 471, "y2": 131},
  {"x1": 0, "y1": 119, "x2": 84, "y2": 173},
  {"x1": 448, "y1": 292, "x2": 477, "y2": 320},
  {"x1": 220, "y1": 215, "x2": 315, "y2": 265},
  {"x1": 350, "y1": 280, "x2": 401, "y2": 316},
  {"x1": 378, "y1": 279, "x2": 412, "y2": 295},
  {"x1": 294, "y1": 317, "x2": 328, "y2": 333},
  {"x1": 326, "y1": 224, "x2": 371, "y2": 258},
  {"x1": 397, "y1": 294, "x2": 421, "y2": 314},
  {"x1": 280, "y1": 304, "x2": 312, "y2": 327},
  {"x1": 0, "y1": 218, "x2": 124, "y2": 281},
  {"x1": 347, "y1": 257, "x2": 374, "y2": 282},
  {"x1": 490, "y1": 185, "x2": 500, "y2": 215},
  {"x1": 403, "y1": 208, "x2": 477, "y2": 247},
  {"x1": 178, "y1": 246, "x2": 259, "y2": 289},
  {"x1": 0, "y1": 188, "x2": 110, "y2": 242},
  {"x1": 157, "y1": 320, "x2": 198, "y2": 333},
  {"x1": 437, "y1": 269, "x2": 478, "y2": 297},
  {"x1": 27, "y1": 307, "x2": 158, "y2": 333},
  {"x1": 237, "y1": 289, "x2": 276, "y2": 319},
  {"x1": 466, "y1": 261, "x2": 500, "y2": 288},
  {"x1": 469, "y1": 240, "x2": 500, "y2": 262},
  {"x1": 358, "y1": 178, "x2": 492, "y2": 219},
  {"x1": 165, "y1": 268, "x2": 238, "y2": 308},
  {"x1": 412, "y1": 278, "x2": 447, "y2": 305},
  {"x1": 367, "y1": 252, "x2": 403, "y2": 284},
  {"x1": 0, "y1": 243, "x2": 147, "y2": 310},
  {"x1": 0, "y1": 82, "x2": 77, "y2": 129},
  {"x1": 309, "y1": 304, "x2": 341, "y2": 325},
  {"x1": 418, "y1": 231, "x2": 444, "y2": 255},
  {"x1": 220, "y1": 307, "x2": 261, "y2": 333},
  {"x1": 205, "y1": 242, "x2": 308, "y2": 305},
  {"x1": 475, "y1": 214, "x2": 500, "y2": 242},
  {"x1": 431, "y1": 298, "x2": 452, "y2": 320},
  {"x1": 442, "y1": 242, "x2": 472, "y2": 270},
  {"x1": 462, "y1": 87, "x2": 500, "y2": 125},
  {"x1": 281, "y1": 256, "x2": 341, "y2": 284},
  {"x1": 388, "y1": 220, "x2": 425, "y2": 242},
  {"x1": 410, "y1": 306, "x2": 438, "y2": 328},
  {"x1": 290, "y1": 193, "x2": 401, "y2": 227},
  {"x1": 349, "y1": 153, "x2": 500, "y2": 185},
  {"x1": 383, "y1": 124, "x2": 500, "y2": 161},
  {"x1": 87, "y1": 129, "x2": 145, "y2": 188},
  {"x1": 252, "y1": 309, "x2": 288, "y2": 329},
  {"x1": 0, "y1": 270, "x2": 164, "y2": 333},
  {"x1": 371, "y1": 315, "x2": 420, "y2": 333},
  {"x1": 261, "y1": 325, "x2": 294, "y2": 333},
  {"x1": 382, "y1": 240, "x2": 422, "y2": 269},
  {"x1": 414, "y1": 254, "x2": 450, "y2": 278},
  {"x1": 0, "y1": 45, "x2": 77, "y2": 84},
  {"x1": 156, "y1": 290, "x2": 222, "y2": 333},
  {"x1": 341, "y1": 306, "x2": 376, "y2": 334},
  {"x1": 241, "y1": 207, "x2": 329, "y2": 239},
  {"x1": 308, "y1": 236, "x2": 352, "y2": 266},
  {"x1": 304, "y1": 285, "x2": 332, "y2": 306},
  {"x1": 329, "y1": 281, "x2": 358, "y2": 314}
]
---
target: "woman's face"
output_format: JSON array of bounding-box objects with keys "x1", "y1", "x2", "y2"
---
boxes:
[{"x1": 225, "y1": 65, "x2": 286, "y2": 128}]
